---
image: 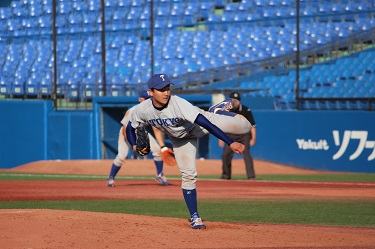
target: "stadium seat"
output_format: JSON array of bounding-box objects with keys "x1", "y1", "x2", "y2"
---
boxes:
[
  {"x1": 57, "y1": 1, "x2": 73, "y2": 15},
  {"x1": 25, "y1": 78, "x2": 39, "y2": 97},
  {"x1": 0, "y1": 77, "x2": 10, "y2": 96},
  {"x1": 0, "y1": 7, "x2": 11, "y2": 20},
  {"x1": 29, "y1": 4, "x2": 43, "y2": 17},
  {"x1": 88, "y1": 0, "x2": 101, "y2": 12},
  {"x1": 73, "y1": 1, "x2": 88, "y2": 12},
  {"x1": 11, "y1": 79, "x2": 25, "y2": 98}
]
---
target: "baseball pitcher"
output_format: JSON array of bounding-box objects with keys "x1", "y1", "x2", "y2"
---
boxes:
[{"x1": 126, "y1": 74, "x2": 252, "y2": 229}]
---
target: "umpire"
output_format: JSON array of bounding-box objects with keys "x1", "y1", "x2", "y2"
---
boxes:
[{"x1": 219, "y1": 92, "x2": 257, "y2": 180}]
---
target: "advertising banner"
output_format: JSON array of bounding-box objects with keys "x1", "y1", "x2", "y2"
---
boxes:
[{"x1": 252, "y1": 111, "x2": 375, "y2": 173}]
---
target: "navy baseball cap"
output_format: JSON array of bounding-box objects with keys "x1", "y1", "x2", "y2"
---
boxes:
[
  {"x1": 138, "y1": 90, "x2": 151, "y2": 99},
  {"x1": 148, "y1": 73, "x2": 174, "y2": 90},
  {"x1": 229, "y1": 92, "x2": 241, "y2": 101}
]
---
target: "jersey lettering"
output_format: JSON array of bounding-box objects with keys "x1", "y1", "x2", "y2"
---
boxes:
[{"x1": 148, "y1": 117, "x2": 181, "y2": 127}]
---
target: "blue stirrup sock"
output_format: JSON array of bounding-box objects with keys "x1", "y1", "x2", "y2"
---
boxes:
[
  {"x1": 109, "y1": 163, "x2": 121, "y2": 179},
  {"x1": 154, "y1": 160, "x2": 163, "y2": 175},
  {"x1": 182, "y1": 188, "x2": 198, "y2": 217}
]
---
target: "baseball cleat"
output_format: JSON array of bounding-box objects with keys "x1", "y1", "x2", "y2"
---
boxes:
[
  {"x1": 107, "y1": 177, "x2": 115, "y2": 187},
  {"x1": 190, "y1": 213, "x2": 206, "y2": 229},
  {"x1": 209, "y1": 98, "x2": 240, "y2": 114},
  {"x1": 155, "y1": 172, "x2": 168, "y2": 186},
  {"x1": 208, "y1": 98, "x2": 234, "y2": 113}
]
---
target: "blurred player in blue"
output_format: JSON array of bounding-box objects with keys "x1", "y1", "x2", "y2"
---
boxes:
[{"x1": 107, "y1": 90, "x2": 169, "y2": 187}]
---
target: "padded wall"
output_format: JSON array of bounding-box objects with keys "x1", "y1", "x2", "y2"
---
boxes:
[
  {"x1": 0, "y1": 100, "x2": 52, "y2": 168},
  {"x1": 1, "y1": 99, "x2": 374, "y2": 172},
  {"x1": 47, "y1": 111, "x2": 93, "y2": 159}
]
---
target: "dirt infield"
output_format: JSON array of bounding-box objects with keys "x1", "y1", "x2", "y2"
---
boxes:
[{"x1": 1, "y1": 159, "x2": 375, "y2": 249}]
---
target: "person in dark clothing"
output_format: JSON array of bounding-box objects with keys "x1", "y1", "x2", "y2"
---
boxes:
[{"x1": 219, "y1": 92, "x2": 257, "y2": 180}]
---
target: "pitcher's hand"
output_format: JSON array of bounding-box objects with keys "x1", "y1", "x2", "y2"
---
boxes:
[{"x1": 230, "y1": 142, "x2": 245, "y2": 154}]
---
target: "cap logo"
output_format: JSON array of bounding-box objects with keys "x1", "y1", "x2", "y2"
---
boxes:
[{"x1": 148, "y1": 73, "x2": 173, "y2": 89}]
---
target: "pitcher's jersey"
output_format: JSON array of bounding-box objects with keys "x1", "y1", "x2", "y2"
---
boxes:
[{"x1": 129, "y1": 95, "x2": 202, "y2": 138}]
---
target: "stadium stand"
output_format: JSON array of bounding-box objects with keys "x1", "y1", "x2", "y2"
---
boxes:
[{"x1": 0, "y1": 0, "x2": 374, "y2": 110}]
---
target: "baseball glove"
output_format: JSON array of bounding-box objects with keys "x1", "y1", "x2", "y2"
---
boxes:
[
  {"x1": 161, "y1": 146, "x2": 177, "y2": 166},
  {"x1": 135, "y1": 127, "x2": 150, "y2": 156}
]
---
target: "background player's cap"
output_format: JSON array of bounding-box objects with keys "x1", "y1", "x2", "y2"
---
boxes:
[
  {"x1": 138, "y1": 90, "x2": 151, "y2": 99},
  {"x1": 148, "y1": 74, "x2": 174, "y2": 90},
  {"x1": 229, "y1": 92, "x2": 241, "y2": 101}
]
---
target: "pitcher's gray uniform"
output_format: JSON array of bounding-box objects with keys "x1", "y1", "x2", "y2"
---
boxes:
[
  {"x1": 129, "y1": 95, "x2": 251, "y2": 190},
  {"x1": 127, "y1": 73, "x2": 251, "y2": 229}
]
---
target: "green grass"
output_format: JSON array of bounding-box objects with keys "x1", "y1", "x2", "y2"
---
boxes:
[
  {"x1": 1, "y1": 172, "x2": 374, "y2": 228},
  {"x1": 0, "y1": 199, "x2": 374, "y2": 228},
  {"x1": 1, "y1": 172, "x2": 375, "y2": 182}
]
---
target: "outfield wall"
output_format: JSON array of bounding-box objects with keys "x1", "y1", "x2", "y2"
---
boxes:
[
  {"x1": 214, "y1": 110, "x2": 375, "y2": 173},
  {"x1": 0, "y1": 99, "x2": 374, "y2": 172}
]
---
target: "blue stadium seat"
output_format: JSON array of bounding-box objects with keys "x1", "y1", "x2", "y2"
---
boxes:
[
  {"x1": 11, "y1": 78, "x2": 25, "y2": 98},
  {"x1": 42, "y1": 3, "x2": 52, "y2": 14},
  {"x1": 69, "y1": 12, "x2": 83, "y2": 26},
  {"x1": 73, "y1": 1, "x2": 88, "y2": 12},
  {"x1": 171, "y1": 1, "x2": 185, "y2": 13},
  {"x1": 25, "y1": 77, "x2": 39, "y2": 97},
  {"x1": 107, "y1": 83, "x2": 125, "y2": 97},
  {"x1": 0, "y1": 7, "x2": 11, "y2": 20},
  {"x1": 38, "y1": 16, "x2": 52, "y2": 34},
  {"x1": 28, "y1": 4, "x2": 43, "y2": 17},
  {"x1": 88, "y1": 0, "x2": 101, "y2": 12},
  {"x1": 24, "y1": 17, "x2": 40, "y2": 35},
  {"x1": 64, "y1": 83, "x2": 79, "y2": 101},
  {"x1": 0, "y1": 20, "x2": 7, "y2": 36},
  {"x1": 105, "y1": 0, "x2": 118, "y2": 9},
  {"x1": 57, "y1": 1, "x2": 73, "y2": 15},
  {"x1": 113, "y1": 9, "x2": 127, "y2": 21},
  {"x1": 11, "y1": 1, "x2": 28, "y2": 18},
  {"x1": 0, "y1": 77, "x2": 10, "y2": 96},
  {"x1": 201, "y1": 0, "x2": 214, "y2": 10},
  {"x1": 7, "y1": 19, "x2": 24, "y2": 35}
]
